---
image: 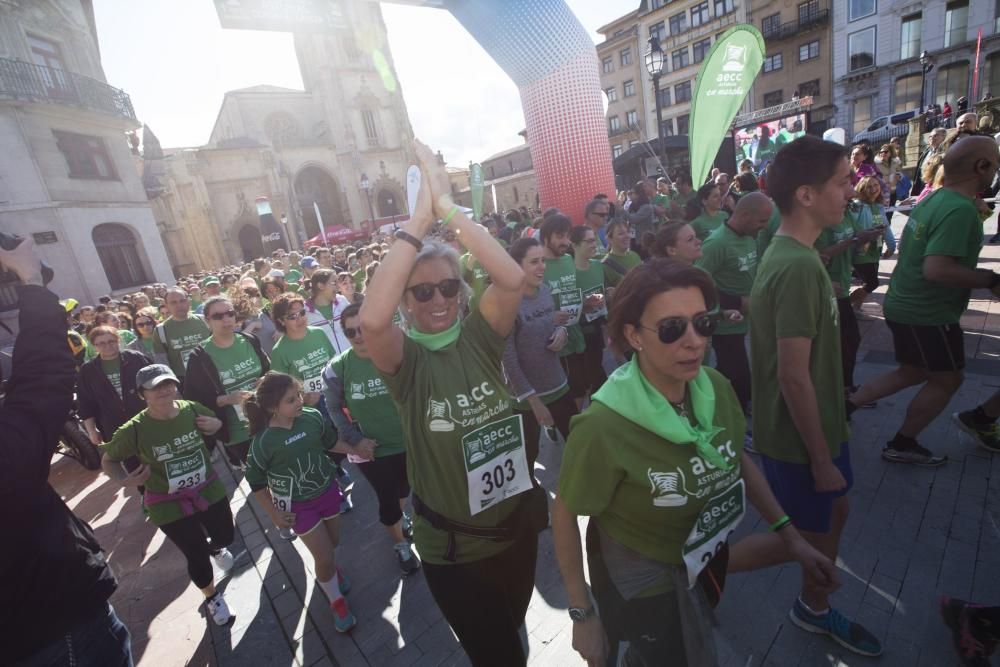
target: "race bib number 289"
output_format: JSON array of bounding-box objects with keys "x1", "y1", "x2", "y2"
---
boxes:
[{"x1": 461, "y1": 414, "x2": 531, "y2": 516}]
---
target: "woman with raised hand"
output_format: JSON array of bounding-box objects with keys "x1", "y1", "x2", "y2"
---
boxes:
[
  {"x1": 183, "y1": 296, "x2": 270, "y2": 467},
  {"x1": 360, "y1": 139, "x2": 540, "y2": 667},
  {"x1": 244, "y1": 372, "x2": 357, "y2": 632},
  {"x1": 552, "y1": 260, "x2": 837, "y2": 667}
]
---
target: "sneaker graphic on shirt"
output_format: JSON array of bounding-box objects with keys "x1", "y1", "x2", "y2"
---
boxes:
[
  {"x1": 648, "y1": 468, "x2": 688, "y2": 507},
  {"x1": 350, "y1": 382, "x2": 366, "y2": 400},
  {"x1": 427, "y1": 399, "x2": 456, "y2": 432}
]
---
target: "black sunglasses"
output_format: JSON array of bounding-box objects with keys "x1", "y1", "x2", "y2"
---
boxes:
[
  {"x1": 209, "y1": 310, "x2": 236, "y2": 321},
  {"x1": 343, "y1": 326, "x2": 362, "y2": 339},
  {"x1": 283, "y1": 310, "x2": 306, "y2": 321},
  {"x1": 638, "y1": 313, "x2": 717, "y2": 345},
  {"x1": 136, "y1": 320, "x2": 155, "y2": 328},
  {"x1": 407, "y1": 279, "x2": 461, "y2": 303}
]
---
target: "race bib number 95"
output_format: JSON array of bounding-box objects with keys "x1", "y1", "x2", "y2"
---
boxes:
[
  {"x1": 303, "y1": 375, "x2": 325, "y2": 393},
  {"x1": 461, "y1": 414, "x2": 531, "y2": 516}
]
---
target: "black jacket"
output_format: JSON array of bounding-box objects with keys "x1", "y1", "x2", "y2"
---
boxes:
[
  {"x1": 1, "y1": 286, "x2": 117, "y2": 661},
  {"x1": 183, "y1": 332, "x2": 269, "y2": 443},
  {"x1": 77, "y1": 349, "x2": 151, "y2": 440}
]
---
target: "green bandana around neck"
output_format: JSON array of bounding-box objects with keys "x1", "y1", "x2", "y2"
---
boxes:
[
  {"x1": 592, "y1": 357, "x2": 732, "y2": 471},
  {"x1": 407, "y1": 318, "x2": 461, "y2": 351}
]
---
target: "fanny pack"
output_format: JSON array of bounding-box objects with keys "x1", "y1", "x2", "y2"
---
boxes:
[{"x1": 412, "y1": 484, "x2": 548, "y2": 562}]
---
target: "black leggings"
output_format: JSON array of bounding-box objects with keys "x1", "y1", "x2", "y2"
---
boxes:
[
  {"x1": 711, "y1": 333, "x2": 751, "y2": 415},
  {"x1": 158, "y1": 498, "x2": 235, "y2": 589},
  {"x1": 422, "y1": 532, "x2": 538, "y2": 667},
  {"x1": 355, "y1": 452, "x2": 410, "y2": 526},
  {"x1": 837, "y1": 297, "x2": 861, "y2": 388},
  {"x1": 853, "y1": 262, "x2": 879, "y2": 293},
  {"x1": 581, "y1": 329, "x2": 609, "y2": 393},
  {"x1": 518, "y1": 391, "x2": 579, "y2": 468},
  {"x1": 224, "y1": 440, "x2": 250, "y2": 467}
]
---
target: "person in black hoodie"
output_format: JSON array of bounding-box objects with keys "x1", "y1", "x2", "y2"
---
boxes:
[
  {"x1": 183, "y1": 295, "x2": 269, "y2": 467},
  {"x1": 78, "y1": 325, "x2": 151, "y2": 446},
  {"x1": 2, "y1": 238, "x2": 132, "y2": 666}
]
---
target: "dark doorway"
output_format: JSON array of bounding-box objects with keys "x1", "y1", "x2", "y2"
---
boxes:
[
  {"x1": 238, "y1": 223, "x2": 265, "y2": 261},
  {"x1": 295, "y1": 166, "x2": 344, "y2": 240},
  {"x1": 377, "y1": 189, "x2": 401, "y2": 217}
]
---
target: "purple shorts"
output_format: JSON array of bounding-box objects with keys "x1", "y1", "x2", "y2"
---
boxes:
[{"x1": 291, "y1": 483, "x2": 344, "y2": 535}]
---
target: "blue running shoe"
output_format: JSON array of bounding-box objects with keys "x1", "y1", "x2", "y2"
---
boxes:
[
  {"x1": 337, "y1": 567, "x2": 351, "y2": 595},
  {"x1": 789, "y1": 599, "x2": 883, "y2": 657}
]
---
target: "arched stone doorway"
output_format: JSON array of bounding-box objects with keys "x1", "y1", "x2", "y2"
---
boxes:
[
  {"x1": 294, "y1": 165, "x2": 344, "y2": 240},
  {"x1": 92, "y1": 223, "x2": 152, "y2": 290},
  {"x1": 376, "y1": 188, "x2": 401, "y2": 217},
  {"x1": 238, "y1": 223, "x2": 264, "y2": 261}
]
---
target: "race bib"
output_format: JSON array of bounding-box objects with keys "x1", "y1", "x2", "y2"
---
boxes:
[
  {"x1": 582, "y1": 286, "x2": 608, "y2": 323},
  {"x1": 232, "y1": 401, "x2": 248, "y2": 423},
  {"x1": 165, "y1": 450, "x2": 207, "y2": 494},
  {"x1": 559, "y1": 288, "x2": 583, "y2": 327},
  {"x1": 180, "y1": 348, "x2": 195, "y2": 368},
  {"x1": 682, "y1": 479, "x2": 745, "y2": 588},
  {"x1": 462, "y1": 414, "x2": 531, "y2": 516},
  {"x1": 303, "y1": 375, "x2": 325, "y2": 394},
  {"x1": 268, "y1": 472, "x2": 294, "y2": 513}
]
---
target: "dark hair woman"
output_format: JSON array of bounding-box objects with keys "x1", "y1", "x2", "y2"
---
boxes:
[
  {"x1": 688, "y1": 182, "x2": 729, "y2": 242},
  {"x1": 304, "y1": 268, "x2": 352, "y2": 355},
  {"x1": 552, "y1": 259, "x2": 836, "y2": 666}
]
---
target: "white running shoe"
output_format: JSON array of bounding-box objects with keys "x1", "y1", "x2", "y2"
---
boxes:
[
  {"x1": 212, "y1": 548, "x2": 235, "y2": 573},
  {"x1": 206, "y1": 592, "x2": 232, "y2": 626}
]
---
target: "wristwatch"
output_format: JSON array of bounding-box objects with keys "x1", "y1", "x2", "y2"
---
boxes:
[{"x1": 568, "y1": 606, "x2": 595, "y2": 623}]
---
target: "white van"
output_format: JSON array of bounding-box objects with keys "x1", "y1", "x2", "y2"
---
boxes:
[{"x1": 852, "y1": 110, "x2": 918, "y2": 145}]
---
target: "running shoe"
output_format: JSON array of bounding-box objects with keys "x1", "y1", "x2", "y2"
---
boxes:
[
  {"x1": 940, "y1": 596, "x2": 996, "y2": 666},
  {"x1": 952, "y1": 411, "x2": 1000, "y2": 453},
  {"x1": 882, "y1": 442, "x2": 948, "y2": 466},
  {"x1": 205, "y1": 592, "x2": 232, "y2": 626},
  {"x1": 337, "y1": 466, "x2": 354, "y2": 492},
  {"x1": 339, "y1": 493, "x2": 354, "y2": 514},
  {"x1": 278, "y1": 526, "x2": 297, "y2": 541},
  {"x1": 401, "y1": 512, "x2": 413, "y2": 541},
  {"x1": 337, "y1": 567, "x2": 351, "y2": 595},
  {"x1": 394, "y1": 542, "x2": 421, "y2": 575},
  {"x1": 789, "y1": 599, "x2": 882, "y2": 656},
  {"x1": 331, "y1": 597, "x2": 356, "y2": 633},
  {"x1": 211, "y1": 548, "x2": 235, "y2": 573}
]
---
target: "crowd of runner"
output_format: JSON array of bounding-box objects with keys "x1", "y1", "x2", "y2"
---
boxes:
[{"x1": 11, "y1": 121, "x2": 1000, "y2": 667}]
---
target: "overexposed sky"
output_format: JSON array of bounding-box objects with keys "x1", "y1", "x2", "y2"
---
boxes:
[{"x1": 93, "y1": 0, "x2": 638, "y2": 166}]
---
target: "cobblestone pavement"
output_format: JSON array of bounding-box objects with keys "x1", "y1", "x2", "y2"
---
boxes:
[{"x1": 51, "y1": 214, "x2": 1000, "y2": 666}]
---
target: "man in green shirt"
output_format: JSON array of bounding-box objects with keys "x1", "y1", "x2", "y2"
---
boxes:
[
  {"x1": 849, "y1": 136, "x2": 1000, "y2": 464},
  {"x1": 749, "y1": 136, "x2": 881, "y2": 657},
  {"x1": 583, "y1": 199, "x2": 609, "y2": 258},
  {"x1": 541, "y1": 214, "x2": 587, "y2": 401},
  {"x1": 153, "y1": 287, "x2": 209, "y2": 384},
  {"x1": 696, "y1": 192, "x2": 772, "y2": 414}
]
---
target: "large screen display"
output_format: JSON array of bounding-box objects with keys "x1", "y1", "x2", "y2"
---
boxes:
[{"x1": 734, "y1": 113, "x2": 807, "y2": 170}]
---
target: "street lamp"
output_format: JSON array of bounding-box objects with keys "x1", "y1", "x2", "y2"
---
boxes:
[
  {"x1": 386, "y1": 195, "x2": 397, "y2": 230},
  {"x1": 644, "y1": 36, "x2": 666, "y2": 175},
  {"x1": 360, "y1": 172, "x2": 376, "y2": 231},
  {"x1": 919, "y1": 50, "x2": 935, "y2": 114}
]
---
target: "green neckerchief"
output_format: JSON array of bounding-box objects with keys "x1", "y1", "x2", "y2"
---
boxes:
[
  {"x1": 592, "y1": 356, "x2": 732, "y2": 471},
  {"x1": 407, "y1": 318, "x2": 461, "y2": 351}
]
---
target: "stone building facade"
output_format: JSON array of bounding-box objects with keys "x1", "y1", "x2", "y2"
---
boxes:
[{"x1": 0, "y1": 0, "x2": 173, "y2": 310}]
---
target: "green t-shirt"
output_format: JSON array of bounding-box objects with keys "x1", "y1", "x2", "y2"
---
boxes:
[
  {"x1": 689, "y1": 210, "x2": 730, "y2": 242},
  {"x1": 286, "y1": 268, "x2": 303, "y2": 285},
  {"x1": 755, "y1": 205, "x2": 782, "y2": 259},
  {"x1": 101, "y1": 357, "x2": 122, "y2": 398},
  {"x1": 559, "y1": 368, "x2": 744, "y2": 570},
  {"x1": 201, "y1": 335, "x2": 263, "y2": 444},
  {"x1": 695, "y1": 224, "x2": 758, "y2": 335},
  {"x1": 102, "y1": 400, "x2": 227, "y2": 526},
  {"x1": 602, "y1": 250, "x2": 642, "y2": 287},
  {"x1": 669, "y1": 189, "x2": 697, "y2": 213},
  {"x1": 140, "y1": 336, "x2": 155, "y2": 357},
  {"x1": 245, "y1": 407, "x2": 339, "y2": 503},
  {"x1": 814, "y1": 214, "x2": 859, "y2": 298},
  {"x1": 331, "y1": 349, "x2": 406, "y2": 457},
  {"x1": 117, "y1": 329, "x2": 136, "y2": 346},
  {"x1": 652, "y1": 193, "x2": 669, "y2": 226},
  {"x1": 189, "y1": 299, "x2": 203, "y2": 312},
  {"x1": 543, "y1": 254, "x2": 585, "y2": 356},
  {"x1": 850, "y1": 201, "x2": 885, "y2": 265},
  {"x1": 379, "y1": 311, "x2": 524, "y2": 565},
  {"x1": 749, "y1": 235, "x2": 849, "y2": 464},
  {"x1": 462, "y1": 252, "x2": 489, "y2": 312},
  {"x1": 575, "y1": 259, "x2": 607, "y2": 335},
  {"x1": 884, "y1": 189, "x2": 983, "y2": 326},
  {"x1": 353, "y1": 267, "x2": 367, "y2": 293},
  {"x1": 270, "y1": 327, "x2": 336, "y2": 393},
  {"x1": 153, "y1": 316, "x2": 210, "y2": 378}
]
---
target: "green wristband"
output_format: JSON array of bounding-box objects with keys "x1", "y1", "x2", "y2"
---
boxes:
[
  {"x1": 442, "y1": 206, "x2": 459, "y2": 226},
  {"x1": 769, "y1": 515, "x2": 792, "y2": 532}
]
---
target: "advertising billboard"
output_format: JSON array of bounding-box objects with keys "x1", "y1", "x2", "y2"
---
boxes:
[{"x1": 214, "y1": 0, "x2": 346, "y2": 33}]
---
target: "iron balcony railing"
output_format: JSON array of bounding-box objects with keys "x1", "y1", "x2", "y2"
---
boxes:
[
  {"x1": 0, "y1": 57, "x2": 136, "y2": 121},
  {"x1": 762, "y1": 8, "x2": 830, "y2": 42}
]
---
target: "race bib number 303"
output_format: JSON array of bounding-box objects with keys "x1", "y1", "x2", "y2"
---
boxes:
[
  {"x1": 165, "y1": 450, "x2": 207, "y2": 494},
  {"x1": 461, "y1": 414, "x2": 531, "y2": 516}
]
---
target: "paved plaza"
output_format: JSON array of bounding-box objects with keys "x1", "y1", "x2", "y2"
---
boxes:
[{"x1": 51, "y1": 214, "x2": 1000, "y2": 666}]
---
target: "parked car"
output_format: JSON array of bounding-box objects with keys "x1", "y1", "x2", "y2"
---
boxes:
[{"x1": 853, "y1": 110, "x2": 918, "y2": 145}]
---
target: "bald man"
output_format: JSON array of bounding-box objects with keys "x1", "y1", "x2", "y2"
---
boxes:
[
  {"x1": 957, "y1": 112, "x2": 979, "y2": 134},
  {"x1": 849, "y1": 136, "x2": 1000, "y2": 466},
  {"x1": 695, "y1": 191, "x2": 774, "y2": 413}
]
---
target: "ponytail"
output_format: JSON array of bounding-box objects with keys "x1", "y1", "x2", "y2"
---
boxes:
[
  {"x1": 247, "y1": 371, "x2": 301, "y2": 436},
  {"x1": 244, "y1": 394, "x2": 269, "y2": 437}
]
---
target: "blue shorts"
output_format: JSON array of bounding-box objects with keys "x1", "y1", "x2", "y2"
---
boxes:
[{"x1": 759, "y1": 442, "x2": 853, "y2": 533}]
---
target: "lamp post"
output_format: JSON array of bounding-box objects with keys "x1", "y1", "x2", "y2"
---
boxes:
[
  {"x1": 360, "y1": 172, "x2": 376, "y2": 231},
  {"x1": 386, "y1": 195, "x2": 397, "y2": 230},
  {"x1": 644, "y1": 35, "x2": 666, "y2": 176},
  {"x1": 919, "y1": 50, "x2": 935, "y2": 114}
]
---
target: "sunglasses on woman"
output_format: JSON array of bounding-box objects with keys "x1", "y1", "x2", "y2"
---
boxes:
[
  {"x1": 638, "y1": 313, "x2": 717, "y2": 345},
  {"x1": 136, "y1": 320, "x2": 155, "y2": 328},
  {"x1": 407, "y1": 278, "x2": 461, "y2": 303},
  {"x1": 209, "y1": 310, "x2": 236, "y2": 321},
  {"x1": 343, "y1": 326, "x2": 362, "y2": 339},
  {"x1": 283, "y1": 310, "x2": 307, "y2": 321}
]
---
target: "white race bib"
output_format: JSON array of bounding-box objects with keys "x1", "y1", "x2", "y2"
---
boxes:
[
  {"x1": 180, "y1": 348, "x2": 195, "y2": 368},
  {"x1": 268, "y1": 472, "x2": 294, "y2": 513},
  {"x1": 303, "y1": 375, "x2": 325, "y2": 393},
  {"x1": 165, "y1": 450, "x2": 207, "y2": 494},
  {"x1": 682, "y1": 479, "x2": 745, "y2": 588},
  {"x1": 559, "y1": 288, "x2": 583, "y2": 327},
  {"x1": 232, "y1": 401, "x2": 247, "y2": 423},
  {"x1": 462, "y1": 414, "x2": 531, "y2": 516},
  {"x1": 582, "y1": 286, "x2": 608, "y2": 323}
]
